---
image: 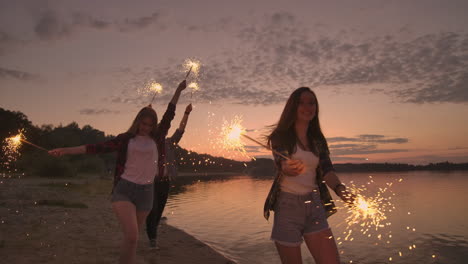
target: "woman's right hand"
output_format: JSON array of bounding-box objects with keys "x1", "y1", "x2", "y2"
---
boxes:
[
  {"x1": 48, "y1": 148, "x2": 67, "y2": 157},
  {"x1": 281, "y1": 159, "x2": 304, "y2": 176}
]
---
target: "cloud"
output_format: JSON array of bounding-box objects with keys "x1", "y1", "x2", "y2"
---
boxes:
[
  {"x1": 111, "y1": 12, "x2": 468, "y2": 106},
  {"x1": 0, "y1": 31, "x2": 23, "y2": 55},
  {"x1": 0, "y1": 67, "x2": 38, "y2": 81},
  {"x1": 118, "y1": 12, "x2": 160, "y2": 32},
  {"x1": 79, "y1": 108, "x2": 120, "y2": 115},
  {"x1": 330, "y1": 144, "x2": 408, "y2": 156},
  {"x1": 232, "y1": 13, "x2": 468, "y2": 104},
  {"x1": 329, "y1": 135, "x2": 409, "y2": 144},
  {"x1": 34, "y1": 10, "x2": 71, "y2": 40},
  {"x1": 33, "y1": 10, "x2": 162, "y2": 40},
  {"x1": 328, "y1": 134, "x2": 409, "y2": 156}
]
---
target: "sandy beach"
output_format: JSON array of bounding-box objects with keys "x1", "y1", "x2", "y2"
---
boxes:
[{"x1": 0, "y1": 174, "x2": 235, "y2": 264}]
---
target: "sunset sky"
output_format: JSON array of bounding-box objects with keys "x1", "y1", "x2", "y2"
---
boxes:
[{"x1": 1, "y1": 0, "x2": 467, "y2": 164}]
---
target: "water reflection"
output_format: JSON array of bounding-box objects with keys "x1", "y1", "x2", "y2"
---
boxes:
[{"x1": 165, "y1": 172, "x2": 468, "y2": 264}]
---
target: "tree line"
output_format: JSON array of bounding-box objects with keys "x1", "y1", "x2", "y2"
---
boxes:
[{"x1": 1, "y1": 107, "x2": 466, "y2": 179}]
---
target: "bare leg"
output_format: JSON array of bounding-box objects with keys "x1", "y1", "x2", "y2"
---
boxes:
[
  {"x1": 113, "y1": 201, "x2": 139, "y2": 264},
  {"x1": 304, "y1": 228, "x2": 340, "y2": 264},
  {"x1": 275, "y1": 242, "x2": 302, "y2": 264},
  {"x1": 136, "y1": 210, "x2": 150, "y2": 231}
]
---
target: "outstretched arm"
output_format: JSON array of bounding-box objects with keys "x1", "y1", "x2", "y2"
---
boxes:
[
  {"x1": 49, "y1": 146, "x2": 85, "y2": 156},
  {"x1": 49, "y1": 133, "x2": 128, "y2": 157}
]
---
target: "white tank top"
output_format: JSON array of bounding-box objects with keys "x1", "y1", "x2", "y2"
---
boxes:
[
  {"x1": 120, "y1": 135, "x2": 158, "y2": 184},
  {"x1": 280, "y1": 145, "x2": 319, "y2": 195}
]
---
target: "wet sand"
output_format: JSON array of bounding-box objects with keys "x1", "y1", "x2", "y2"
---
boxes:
[{"x1": 0, "y1": 175, "x2": 235, "y2": 264}]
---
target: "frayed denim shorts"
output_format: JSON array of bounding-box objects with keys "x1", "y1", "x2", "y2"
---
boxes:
[
  {"x1": 271, "y1": 189, "x2": 330, "y2": 246},
  {"x1": 111, "y1": 178, "x2": 154, "y2": 211}
]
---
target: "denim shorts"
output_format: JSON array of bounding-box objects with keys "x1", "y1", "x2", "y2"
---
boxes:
[
  {"x1": 271, "y1": 190, "x2": 330, "y2": 246},
  {"x1": 111, "y1": 178, "x2": 154, "y2": 211}
]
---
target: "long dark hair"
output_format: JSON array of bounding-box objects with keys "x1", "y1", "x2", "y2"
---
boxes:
[
  {"x1": 127, "y1": 106, "x2": 158, "y2": 139},
  {"x1": 267, "y1": 87, "x2": 329, "y2": 156}
]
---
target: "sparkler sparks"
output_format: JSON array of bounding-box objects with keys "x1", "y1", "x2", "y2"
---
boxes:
[
  {"x1": 335, "y1": 177, "x2": 422, "y2": 262},
  {"x1": 183, "y1": 59, "x2": 201, "y2": 79},
  {"x1": 220, "y1": 116, "x2": 248, "y2": 157},
  {"x1": 138, "y1": 80, "x2": 163, "y2": 96},
  {"x1": 149, "y1": 82, "x2": 163, "y2": 94},
  {"x1": 219, "y1": 116, "x2": 289, "y2": 160},
  {"x1": 144, "y1": 81, "x2": 163, "y2": 105},
  {"x1": 2, "y1": 131, "x2": 24, "y2": 169},
  {"x1": 188, "y1": 82, "x2": 200, "y2": 92}
]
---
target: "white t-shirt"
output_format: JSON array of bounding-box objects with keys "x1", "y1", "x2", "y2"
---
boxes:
[
  {"x1": 280, "y1": 145, "x2": 319, "y2": 195},
  {"x1": 120, "y1": 135, "x2": 158, "y2": 185}
]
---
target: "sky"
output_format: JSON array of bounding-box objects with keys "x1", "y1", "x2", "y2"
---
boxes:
[{"x1": 1, "y1": 0, "x2": 468, "y2": 164}]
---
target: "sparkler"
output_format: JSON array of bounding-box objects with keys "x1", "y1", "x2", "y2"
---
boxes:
[
  {"x1": 334, "y1": 177, "x2": 421, "y2": 262},
  {"x1": 221, "y1": 116, "x2": 247, "y2": 156},
  {"x1": 183, "y1": 59, "x2": 201, "y2": 80},
  {"x1": 2, "y1": 131, "x2": 48, "y2": 170},
  {"x1": 2, "y1": 132, "x2": 23, "y2": 168},
  {"x1": 148, "y1": 82, "x2": 163, "y2": 105},
  {"x1": 188, "y1": 82, "x2": 200, "y2": 99},
  {"x1": 5, "y1": 132, "x2": 48, "y2": 152},
  {"x1": 221, "y1": 116, "x2": 289, "y2": 160}
]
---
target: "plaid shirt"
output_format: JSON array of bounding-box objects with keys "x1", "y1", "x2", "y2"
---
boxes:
[
  {"x1": 85, "y1": 103, "x2": 176, "y2": 190},
  {"x1": 263, "y1": 142, "x2": 337, "y2": 221}
]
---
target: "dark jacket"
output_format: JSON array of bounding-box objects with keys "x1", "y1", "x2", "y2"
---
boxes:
[
  {"x1": 263, "y1": 140, "x2": 337, "y2": 220},
  {"x1": 85, "y1": 103, "x2": 176, "y2": 190}
]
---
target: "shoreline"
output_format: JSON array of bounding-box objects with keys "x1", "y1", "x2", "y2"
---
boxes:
[{"x1": 0, "y1": 176, "x2": 235, "y2": 264}]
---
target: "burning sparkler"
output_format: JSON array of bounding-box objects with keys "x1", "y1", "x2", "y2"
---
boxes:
[
  {"x1": 6, "y1": 132, "x2": 48, "y2": 152},
  {"x1": 188, "y1": 82, "x2": 200, "y2": 99},
  {"x1": 2, "y1": 130, "x2": 48, "y2": 170},
  {"x1": 2, "y1": 132, "x2": 23, "y2": 168},
  {"x1": 149, "y1": 82, "x2": 163, "y2": 105},
  {"x1": 221, "y1": 116, "x2": 247, "y2": 155},
  {"x1": 220, "y1": 116, "x2": 289, "y2": 160},
  {"x1": 183, "y1": 59, "x2": 201, "y2": 79},
  {"x1": 334, "y1": 177, "x2": 420, "y2": 262}
]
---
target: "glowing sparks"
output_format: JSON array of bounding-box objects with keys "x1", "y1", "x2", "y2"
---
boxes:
[
  {"x1": 188, "y1": 82, "x2": 200, "y2": 92},
  {"x1": 149, "y1": 82, "x2": 163, "y2": 94},
  {"x1": 183, "y1": 59, "x2": 201, "y2": 78},
  {"x1": 350, "y1": 195, "x2": 385, "y2": 227},
  {"x1": 138, "y1": 80, "x2": 163, "y2": 97},
  {"x1": 7, "y1": 134, "x2": 23, "y2": 150},
  {"x1": 220, "y1": 116, "x2": 247, "y2": 157},
  {"x1": 2, "y1": 131, "x2": 25, "y2": 170},
  {"x1": 335, "y1": 176, "x2": 421, "y2": 262}
]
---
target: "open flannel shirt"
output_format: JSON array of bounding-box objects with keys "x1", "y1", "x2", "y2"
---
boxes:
[
  {"x1": 85, "y1": 103, "x2": 176, "y2": 191},
  {"x1": 263, "y1": 140, "x2": 337, "y2": 221}
]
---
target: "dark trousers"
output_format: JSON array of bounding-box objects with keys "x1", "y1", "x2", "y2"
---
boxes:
[{"x1": 146, "y1": 180, "x2": 170, "y2": 240}]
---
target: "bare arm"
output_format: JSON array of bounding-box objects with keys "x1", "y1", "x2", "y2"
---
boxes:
[{"x1": 323, "y1": 171, "x2": 354, "y2": 204}]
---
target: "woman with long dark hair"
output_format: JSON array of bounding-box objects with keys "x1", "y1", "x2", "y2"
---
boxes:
[
  {"x1": 48, "y1": 80, "x2": 186, "y2": 264},
  {"x1": 264, "y1": 87, "x2": 353, "y2": 264}
]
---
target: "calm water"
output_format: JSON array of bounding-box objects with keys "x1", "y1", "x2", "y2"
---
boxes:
[{"x1": 164, "y1": 171, "x2": 468, "y2": 264}]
